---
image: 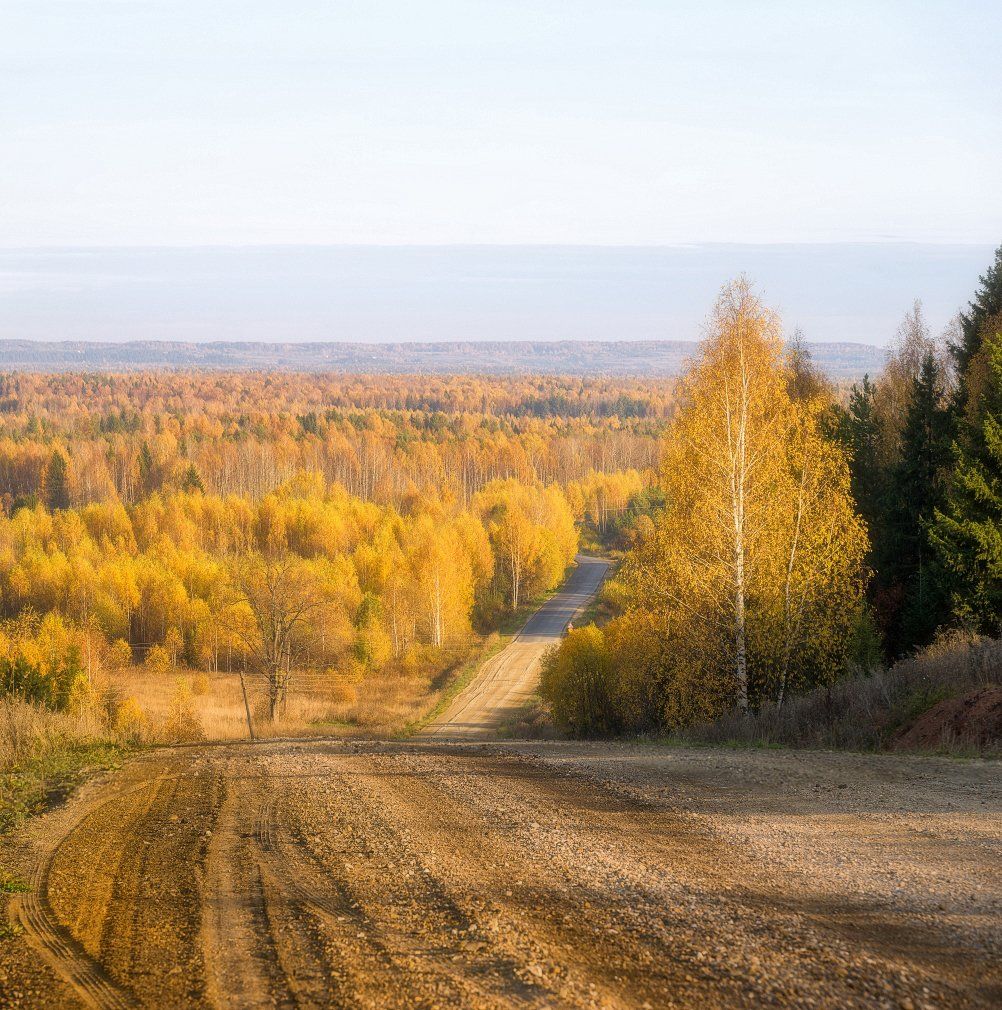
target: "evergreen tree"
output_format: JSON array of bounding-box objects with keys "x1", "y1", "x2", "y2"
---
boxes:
[
  {"x1": 883, "y1": 353, "x2": 954, "y2": 654},
  {"x1": 931, "y1": 327, "x2": 1002, "y2": 634},
  {"x1": 832, "y1": 375, "x2": 883, "y2": 528},
  {"x1": 181, "y1": 463, "x2": 205, "y2": 494},
  {"x1": 41, "y1": 449, "x2": 70, "y2": 511},
  {"x1": 953, "y1": 245, "x2": 1002, "y2": 393},
  {"x1": 137, "y1": 441, "x2": 156, "y2": 495},
  {"x1": 831, "y1": 375, "x2": 896, "y2": 655}
]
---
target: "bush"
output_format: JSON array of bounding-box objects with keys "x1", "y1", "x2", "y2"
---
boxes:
[
  {"x1": 65, "y1": 672, "x2": 98, "y2": 717},
  {"x1": 676, "y1": 633, "x2": 1002, "y2": 753},
  {"x1": 540, "y1": 610, "x2": 732, "y2": 736},
  {"x1": 328, "y1": 678, "x2": 358, "y2": 707},
  {"x1": 108, "y1": 638, "x2": 133, "y2": 671},
  {"x1": 165, "y1": 677, "x2": 202, "y2": 742},
  {"x1": 0, "y1": 647, "x2": 85, "y2": 712},
  {"x1": 113, "y1": 696, "x2": 147, "y2": 742},
  {"x1": 144, "y1": 644, "x2": 171, "y2": 676},
  {"x1": 539, "y1": 625, "x2": 618, "y2": 736},
  {"x1": 190, "y1": 672, "x2": 211, "y2": 696}
]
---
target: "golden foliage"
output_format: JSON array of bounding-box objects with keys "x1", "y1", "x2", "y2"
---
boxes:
[{"x1": 544, "y1": 280, "x2": 869, "y2": 732}]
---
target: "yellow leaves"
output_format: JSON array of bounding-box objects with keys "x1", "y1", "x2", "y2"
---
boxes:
[
  {"x1": 0, "y1": 401, "x2": 630, "y2": 690},
  {"x1": 624, "y1": 279, "x2": 869, "y2": 714},
  {"x1": 144, "y1": 644, "x2": 172, "y2": 676},
  {"x1": 113, "y1": 695, "x2": 147, "y2": 742},
  {"x1": 474, "y1": 479, "x2": 579, "y2": 611},
  {"x1": 107, "y1": 638, "x2": 133, "y2": 671}
]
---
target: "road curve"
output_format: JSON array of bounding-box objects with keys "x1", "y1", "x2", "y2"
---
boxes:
[{"x1": 422, "y1": 554, "x2": 609, "y2": 738}]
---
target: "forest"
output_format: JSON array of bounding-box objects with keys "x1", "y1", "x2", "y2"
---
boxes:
[
  {"x1": 542, "y1": 249, "x2": 1002, "y2": 743},
  {"x1": 1, "y1": 249, "x2": 1001, "y2": 749},
  {"x1": 0, "y1": 372, "x2": 656, "y2": 741}
]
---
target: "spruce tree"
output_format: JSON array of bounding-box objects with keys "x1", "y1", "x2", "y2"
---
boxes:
[
  {"x1": 181, "y1": 463, "x2": 205, "y2": 494},
  {"x1": 137, "y1": 442, "x2": 156, "y2": 495},
  {"x1": 953, "y1": 245, "x2": 1002, "y2": 393},
  {"x1": 42, "y1": 449, "x2": 70, "y2": 511},
  {"x1": 884, "y1": 353, "x2": 953, "y2": 653},
  {"x1": 931, "y1": 328, "x2": 1002, "y2": 634},
  {"x1": 832, "y1": 375, "x2": 883, "y2": 527},
  {"x1": 831, "y1": 375, "x2": 896, "y2": 654}
]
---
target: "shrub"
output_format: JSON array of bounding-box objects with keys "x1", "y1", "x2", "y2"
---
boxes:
[
  {"x1": 65, "y1": 672, "x2": 98, "y2": 717},
  {"x1": 676, "y1": 633, "x2": 1002, "y2": 753},
  {"x1": 190, "y1": 672, "x2": 211, "y2": 696},
  {"x1": 0, "y1": 647, "x2": 85, "y2": 712},
  {"x1": 328, "y1": 678, "x2": 358, "y2": 707},
  {"x1": 165, "y1": 677, "x2": 202, "y2": 742},
  {"x1": 113, "y1": 696, "x2": 147, "y2": 742},
  {"x1": 539, "y1": 625, "x2": 618, "y2": 736},
  {"x1": 108, "y1": 638, "x2": 133, "y2": 671},
  {"x1": 144, "y1": 644, "x2": 171, "y2": 676}
]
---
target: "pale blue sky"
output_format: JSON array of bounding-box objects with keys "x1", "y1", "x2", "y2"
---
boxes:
[{"x1": 2, "y1": 1, "x2": 1000, "y2": 246}]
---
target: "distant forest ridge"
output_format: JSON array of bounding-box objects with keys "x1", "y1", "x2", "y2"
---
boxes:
[{"x1": 0, "y1": 339, "x2": 885, "y2": 378}]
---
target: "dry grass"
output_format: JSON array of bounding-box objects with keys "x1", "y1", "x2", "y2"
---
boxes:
[
  {"x1": 0, "y1": 627, "x2": 515, "y2": 840},
  {"x1": 0, "y1": 699, "x2": 105, "y2": 776},
  {"x1": 675, "y1": 631, "x2": 1002, "y2": 755},
  {"x1": 0, "y1": 698, "x2": 121, "y2": 834},
  {"x1": 108, "y1": 637, "x2": 501, "y2": 742},
  {"x1": 0, "y1": 646, "x2": 488, "y2": 833}
]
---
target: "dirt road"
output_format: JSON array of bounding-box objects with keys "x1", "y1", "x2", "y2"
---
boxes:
[
  {"x1": 423, "y1": 555, "x2": 609, "y2": 738},
  {"x1": 2, "y1": 739, "x2": 999, "y2": 1010}
]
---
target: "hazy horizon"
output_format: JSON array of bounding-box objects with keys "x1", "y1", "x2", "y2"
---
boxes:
[
  {"x1": 5, "y1": 4, "x2": 998, "y2": 351},
  {"x1": 0, "y1": 242, "x2": 993, "y2": 348}
]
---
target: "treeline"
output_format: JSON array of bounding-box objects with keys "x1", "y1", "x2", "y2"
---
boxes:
[
  {"x1": 543, "y1": 248, "x2": 1002, "y2": 736},
  {"x1": 0, "y1": 374, "x2": 663, "y2": 510},
  {"x1": 834, "y1": 248, "x2": 1002, "y2": 657},
  {"x1": 0, "y1": 371, "x2": 675, "y2": 422},
  {"x1": 0, "y1": 377, "x2": 658, "y2": 722}
]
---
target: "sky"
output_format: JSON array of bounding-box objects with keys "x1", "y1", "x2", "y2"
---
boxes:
[
  {"x1": 0, "y1": 244, "x2": 993, "y2": 346},
  {"x1": 2, "y1": 1, "x2": 1000, "y2": 247},
  {"x1": 0, "y1": 3, "x2": 999, "y2": 346}
]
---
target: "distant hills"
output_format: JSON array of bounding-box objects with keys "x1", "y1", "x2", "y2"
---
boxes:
[{"x1": 0, "y1": 339, "x2": 885, "y2": 378}]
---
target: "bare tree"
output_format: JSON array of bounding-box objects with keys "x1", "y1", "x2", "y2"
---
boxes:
[{"x1": 223, "y1": 552, "x2": 324, "y2": 724}]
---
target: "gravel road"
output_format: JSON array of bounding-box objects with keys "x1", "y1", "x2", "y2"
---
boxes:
[
  {"x1": 422, "y1": 555, "x2": 609, "y2": 738},
  {"x1": 1, "y1": 740, "x2": 998, "y2": 1010}
]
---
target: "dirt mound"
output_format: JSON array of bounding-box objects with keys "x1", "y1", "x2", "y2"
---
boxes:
[{"x1": 895, "y1": 686, "x2": 1002, "y2": 753}]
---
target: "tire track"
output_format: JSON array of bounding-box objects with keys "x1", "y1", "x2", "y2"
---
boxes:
[
  {"x1": 268, "y1": 768, "x2": 537, "y2": 1009},
  {"x1": 92, "y1": 766, "x2": 220, "y2": 1007},
  {"x1": 12, "y1": 863, "x2": 137, "y2": 1010},
  {"x1": 201, "y1": 772, "x2": 291, "y2": 1010},
  {"x1": 7, "y1": 772, "x2": 168, "y2": 1010},
  {"x1": 5, "y1": 741, "x2": 996, "y2": 1010},
  {"x1": 340, "y1": 758, "x2": 660, "y2": 1010},
  {"x1": 13, "y1": 758, "x2": 224, "y2": 1010}
]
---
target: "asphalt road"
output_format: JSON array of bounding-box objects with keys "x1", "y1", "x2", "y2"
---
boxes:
[{"x1": 422, "y1": 555, "x2": 609, "y2": 738}]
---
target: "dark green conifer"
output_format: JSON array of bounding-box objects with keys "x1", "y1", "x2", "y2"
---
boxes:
[
  {"x1": 41, "y1": 449, "x2": 70, "y2": 511},
  {"x1": 932, "y1": 328, "x2": 1002, "y2": 634}
]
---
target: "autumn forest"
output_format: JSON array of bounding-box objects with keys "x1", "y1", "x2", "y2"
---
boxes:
[
  {"x1": 2, "y1": 250, "x2": 1001, "y2": 749},
  {"x1": 0, "y1": 369, "x2": 659, "y2": 738}
]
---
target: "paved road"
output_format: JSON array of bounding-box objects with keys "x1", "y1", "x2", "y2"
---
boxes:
[{"x1": 422, "y1": 555, "x2": 609, "y2": 738}]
